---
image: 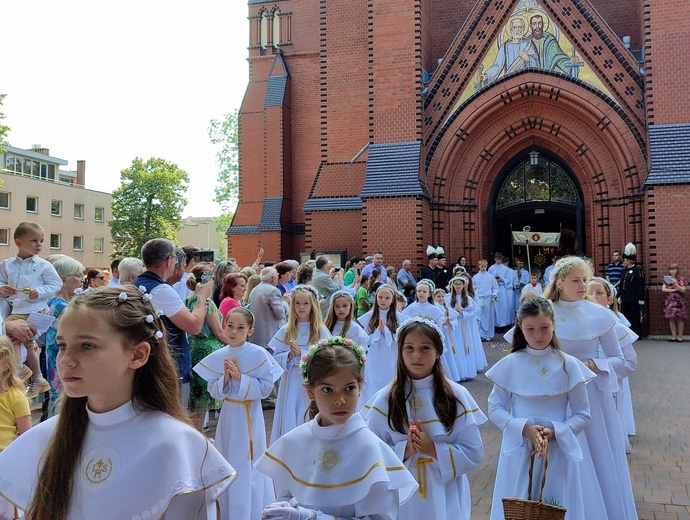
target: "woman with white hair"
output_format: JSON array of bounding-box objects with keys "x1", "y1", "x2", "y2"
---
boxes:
[
  {"x1": 117, "y1": 257, "x2": 144, "y2": 284},
  {"x1": 45, "y1": 256, "x2": 85, "y2": 416}
]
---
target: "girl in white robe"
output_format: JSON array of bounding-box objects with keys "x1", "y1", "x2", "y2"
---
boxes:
[
  {"x1": 433, "y1": 288, "x2": 467, "y2": 381},
  {"x1": 194, "y1": 307, "x2": 284, "y2": 520},
  {"x1": 0, "y1": 286, "x2": 237, "y2": 520},
  {"x1": 453, "y1": 275, "x2": 487, "y2": 374},
  {"x1": 364, "y1": 317, "x2": 486, "y2": 520},
  {"x1": 486, "y1": 294, "x2": 596, "y2": 520},
  {"x1": 270, "y1": 285, "x2": 331, "y2": 444},
  {"x1": 543, "y1": 257, "x2": 637, "y2": 520},
  {"x1": 358, "y1": 285, "x2": 410, "y2": 406},
  {"x1": 325, "y1": 290, "x2": 370, "y2": 351},
  {"x1": 256, "y1": 337, "x2": 419, "y2": 520},
  {"x1": 587, "y1": 277, "x2": 638, "y2": 453}
]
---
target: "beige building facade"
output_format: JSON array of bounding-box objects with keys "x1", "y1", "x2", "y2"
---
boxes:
[
  {"x1": 0, "y1": 145, "x2": 113, "y2": 270},
  {"x1": 176, "y1": 216, "x2": 225, "y2": 261}
]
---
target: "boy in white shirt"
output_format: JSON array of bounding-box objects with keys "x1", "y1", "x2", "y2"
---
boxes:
[
  {"x1": 0, "y1": 222, "x2": 62, "y2": 398},
  {"x1": 520, "y1": 272, "x2": 543, "y2": 298}
]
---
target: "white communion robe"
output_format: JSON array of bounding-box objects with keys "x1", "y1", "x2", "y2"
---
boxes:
[
  {"x1": 332, "y1": 320, "x2": 370, "y2": 351},
  {"x1": 450, "y1": 295, "x2": 487, "y2": 373},
  {"x1": 437, "y1": 304, "x2": 465, "y2": 381},
  {"x1": 364, "y1": 375, "x2": 486, "y2": 520},
  {"x1": 357, "y1": 309, "x2": 410, "y2": 406},
  {"x1": 553, "y1": 299, "x2": 638, "y2": 520},
  {"x1": 471, "y1": 272, "x2": 498, "y2": 340},
  {"x1": 194, "y1": 342, "x2": 284, "y2": 520},
  {"x1": 269, "y1": 323, "x2": 332, "y2": 443},
  {"x1": 485, "y1": 346, "x2": 596, "y2": 520},
  {"x1": 488, "y1": 263, "x2": 513, "y2": 327},
  {"x1": 255, "y1": 412, "x2": 419, "y2": 520},
  {"x1": 0, "y1": 400, "x2": 236, "y2": 520}
]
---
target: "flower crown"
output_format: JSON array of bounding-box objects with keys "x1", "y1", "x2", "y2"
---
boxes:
[
  {"x1": 550, "y1": 256, "x2": 589, "y2": 281},
  {"x1": 293, "y1": 284, "x2": 320, "y2": 299},
  {"x1": 417, "y1": 278, "x2": 436, "y2": 292},
  {"x1": 397, "y1": 316, "x2": 445, "y2": 344},
  {"x1": 448, "y1": 275, "x2": 466, "y2": 287},
  {"x1": 330, "y1": 289, "x2": 354, "y2": 302},
  {"x1": 300, "y1": 336, "x2": 367, "y2": 380}
]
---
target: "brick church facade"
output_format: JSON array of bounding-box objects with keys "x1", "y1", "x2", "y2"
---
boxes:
[{"x1": 228, "y1": 0, "x2": 690, "y2": 335}]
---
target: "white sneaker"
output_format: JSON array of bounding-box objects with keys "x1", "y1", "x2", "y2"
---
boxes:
[{"x1": 26, "y1": 377, "x2": 50, "y2": 400}]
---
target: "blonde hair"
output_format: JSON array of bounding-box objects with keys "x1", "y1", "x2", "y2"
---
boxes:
[
  {"x1": 588, "y1": 276, "x2": 620, "y2": 314},
  {"x1": 285, "y1": 286, "x2": 325, "y2": 344},
  {"x1": 0, "y1": 336, "x2": 24, "y2": 392},
  {"x1": 543, "y1": 256, "x2": 592, "y2": 302}
]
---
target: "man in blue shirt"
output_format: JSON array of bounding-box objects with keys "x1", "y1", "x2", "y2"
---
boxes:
[
  {"x1": 396, "y1": 259, "x2": 417, "y2": 291},
  {"x1": 606, "y1": 250, "x2": 624, "y2": 290}
]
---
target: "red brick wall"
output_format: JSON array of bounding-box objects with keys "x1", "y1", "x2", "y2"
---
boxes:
[
  {"x1": 644, "y1": 0, "x2": 690, "y2": 125},
  {"x1": 305, "y1": 210, "x2": 364, "y2": 260}
]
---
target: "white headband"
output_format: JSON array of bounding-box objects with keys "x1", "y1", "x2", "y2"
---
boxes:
[{"x1": 397, "y1": 315, "x2": 445, "y2": 344}]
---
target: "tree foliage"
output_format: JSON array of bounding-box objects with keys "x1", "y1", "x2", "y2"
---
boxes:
[
  {"x1": 209, "y1": 110, "x2": 239, "y2": 260},
  {"x1": 109, "y1": 157, "x2": 189, "y2": 257},
  {"x1": 0, "y1": 94, "x2": 9, "y2": 155}
]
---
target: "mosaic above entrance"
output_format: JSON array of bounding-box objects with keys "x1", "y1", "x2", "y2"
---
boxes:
[{"x1": 456, "y1": 0, "x2": 613, "y2": 106}]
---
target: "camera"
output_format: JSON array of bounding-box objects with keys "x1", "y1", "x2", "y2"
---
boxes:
[
  {"x1": 194, "y1": 249, "x2": 215, "y2": 263},
  {"x1": 201, "y1": 271, "x2": 213, "y2": 284}
]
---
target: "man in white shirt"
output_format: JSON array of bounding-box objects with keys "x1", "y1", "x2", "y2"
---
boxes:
[
  {"x1": 172, "y1": 246, "x2": 199, "y2": 301},
  {"x1": 107, "y1": 258, "x2": 122, "y2": 286},
  {"x1": 135, "y1": 239, "x2": 211, "y2": 408}
]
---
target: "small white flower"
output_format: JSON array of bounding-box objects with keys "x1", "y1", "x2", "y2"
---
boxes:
[
  {"x1": 118, "y1": 292, "x2": 128, "y2": 302},
  {"x1": 155, "y1": 309, "x2": 164, "y2": 317},
  {"x1": 143, "y1": 293, "x2": 154, "y2": 302},
  {"x1": 155, "y1": 331, "x2": 164, "y2": 339},
  {"x1": 138, "y1": 285, "x2": 147, "y2": 294},
  {"x1": 145, "y1": 314, "x2": 154, "y2": 323}
]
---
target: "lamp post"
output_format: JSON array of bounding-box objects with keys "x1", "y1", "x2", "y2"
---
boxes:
[
  {"x1": 112, "y1": 233, "x2": 134, "y2": 257},
  {"x1": 523, "y1": 226, "x2": 532, "y2": 274},
  {"x1": 529, "y1": 149, "x2": 539, "y2": 166}
]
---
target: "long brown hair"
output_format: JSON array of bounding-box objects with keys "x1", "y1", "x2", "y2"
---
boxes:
[
  {"x1": 325, "y1": 293, "x2": 355, "y2": 337},
  {"x1": 387, "y1": 321, "x2": 463, "y2": 434},
  {"x1": 27, "y1": 286, "x2": 189, "y2": 520},
  {"x1": 366, "y1": 285, "x2": 400, "y2": 334}
]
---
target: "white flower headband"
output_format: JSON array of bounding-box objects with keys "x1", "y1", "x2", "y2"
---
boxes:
[
  {"x1": 550, "y1": 256, "x2": 588, "y2": 281},
  {"x1": 293, "y1": 284, "x2": 320, "y2": 299},
  {"x1": 589, "y1": 276, "x2": 618, "y2": 297},
  {"x1": 417, "y1": 278, "x2": 436, "y2": 292},
  {"x1": 330, "y1": 289, "x2": 354, "y2": 302},
  {"x1": 397, "y1": 315, "x2": 445, "y2": 344}
]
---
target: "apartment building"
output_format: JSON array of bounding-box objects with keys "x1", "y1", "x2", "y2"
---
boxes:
[{"x1": 0, "y1": 145, "x2": 113, "y2": 269}]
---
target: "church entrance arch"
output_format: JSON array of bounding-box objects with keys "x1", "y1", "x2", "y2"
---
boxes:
[{"x1": 488, "y1": 148, "x2": 584, "y2": 273}]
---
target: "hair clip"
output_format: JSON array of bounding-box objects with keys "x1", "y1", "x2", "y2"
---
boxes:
[
  {"x1": 118, "y1": 292, "x2": 128, "y2": 302},
  {"x1": 143, "y1": 293, "x2": 154, "y2": 302},
  {"x1": 155, "y1": 331, "x2": 164, "y2": 339},
  {"x1": 138, "y1": 285, "x2": 147, "y2": 294},
  {"x1": 145, "y1": 314, "x2": 154, "y2": 323},
  {"x1": 155, "y1": 309, "x2": 164, "y2": 317},
  {"x1": 188, "y1": 272, "x2": 197, "y2": 282}
]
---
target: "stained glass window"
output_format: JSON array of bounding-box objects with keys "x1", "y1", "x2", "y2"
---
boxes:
[{"x1": 496, "y1": 157, "x2": 580, "y2": 210}]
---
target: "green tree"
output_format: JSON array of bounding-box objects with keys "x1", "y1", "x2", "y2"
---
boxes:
[
  {"x1": 0, "y1": 94, "x2": 10, "y2": 188},
  {"x1": 209, "y1": 110, "x2": 239, "y2": 260},
  {"x1": 0, "y1": 94, "x2": 10, "y2": 155},
  {"x1": 109, "y1": 157, "x2": 189, "y2": 257}
]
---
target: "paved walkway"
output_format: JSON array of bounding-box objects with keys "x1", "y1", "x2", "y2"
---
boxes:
[{"x1": 35, "y1": 338, "x2": 689, "y2": 518}]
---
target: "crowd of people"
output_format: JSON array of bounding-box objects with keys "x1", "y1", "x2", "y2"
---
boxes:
[{"x1": 0, "y1": 222, "x2": 677, "y2": 519}]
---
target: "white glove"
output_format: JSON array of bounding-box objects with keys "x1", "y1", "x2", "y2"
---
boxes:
[
  {"x1": 262, "y1": 499, "x2": 318, "y2": 520},
  {"x1": 638, "y1": 300, "x2": 645, "y2": 306}
]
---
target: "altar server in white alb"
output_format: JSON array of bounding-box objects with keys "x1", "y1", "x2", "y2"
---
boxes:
[
  {"x1": 486, "y1": 295, "x2": 595, "y2": 520},
  {"x1": 364, "y1": 318, "x2": 486, "y2": 520},
  {"x1": 471, "y1": 260, "x2": 499, "y2": 341},
  {"x1": 194, "y1": 307, "x2": 284, "y2": 520},
  {"x1": 256, "y1": 337, "x2": 419, "y2": 520},
  {"x1": 0, "y1": 286, "x2": 237, "y2": 520},
  {"x1": 270, "y1": 285, "x2": 331, "y2": 443},
  {"x1": 488, "y1": 252, "x2": 513, "y2": 328}
]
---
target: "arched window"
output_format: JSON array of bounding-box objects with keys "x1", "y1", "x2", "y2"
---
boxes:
[
  {"x1": 272, "y1": 7, "x2": 281, "y2": 48},
  {"x1": 260, "y1": 10, "x2": 269, "y2": 50},
  {"x1": 496, "y1": 156, "x2": 580, "y2": 210}
]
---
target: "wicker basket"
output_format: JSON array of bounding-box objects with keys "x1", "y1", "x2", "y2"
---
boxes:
[{"x1": 502, "y1": 441, "x2": 567, "y2": 520}]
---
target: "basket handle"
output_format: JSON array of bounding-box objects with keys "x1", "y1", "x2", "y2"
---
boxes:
[{"x1": 526, "y1": 439, "x2": 549, "y2": 502}]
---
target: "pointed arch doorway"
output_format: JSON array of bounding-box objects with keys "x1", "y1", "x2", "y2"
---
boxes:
[{"x1": 488, "y1": 148, "x2": 584, "y2": 274}]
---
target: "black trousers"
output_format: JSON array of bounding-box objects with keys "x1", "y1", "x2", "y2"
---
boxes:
[{"x1": 621, "y1": 301, "x2": 642, "y2": 335}]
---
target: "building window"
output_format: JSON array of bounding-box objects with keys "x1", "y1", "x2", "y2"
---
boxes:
[
  {"x1": 50, "y1": 234, "x2": 61, "y2": 249},
  {"x1": 74, "y1": 203, "x2": 84, "y2": 219},
  {"x1": 95, "y1": 206, "x2": 104, "y2": 222},
  {"x1": 51, "y1": 200, "x2": 62, "y2": 216},
  {"x1": 0, "y1": 192, "x2": 9, "y2": 210},
  {"x1": 73, "y1": 236, "x2": 83, "y2": 251},
  {"x1": 0, "y1": 228, "x2": 8, "y2": 246},
  {"x1": 26, "y1": 196, "x2": 38, "y2": 213},
  {"x1": 40, "y1": 163, "x2": 56, "y2": 180},
  {"x1": 94, "y1": 237, "x2": 104, "y2": 253}
]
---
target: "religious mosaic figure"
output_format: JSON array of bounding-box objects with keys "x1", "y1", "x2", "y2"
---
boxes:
[
  {"x1": 479, "y1": 18, "x2": 539, "y2": 85},
  {"x1": 529, "y1": 14, "x2": 581, "y2": 77}
]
